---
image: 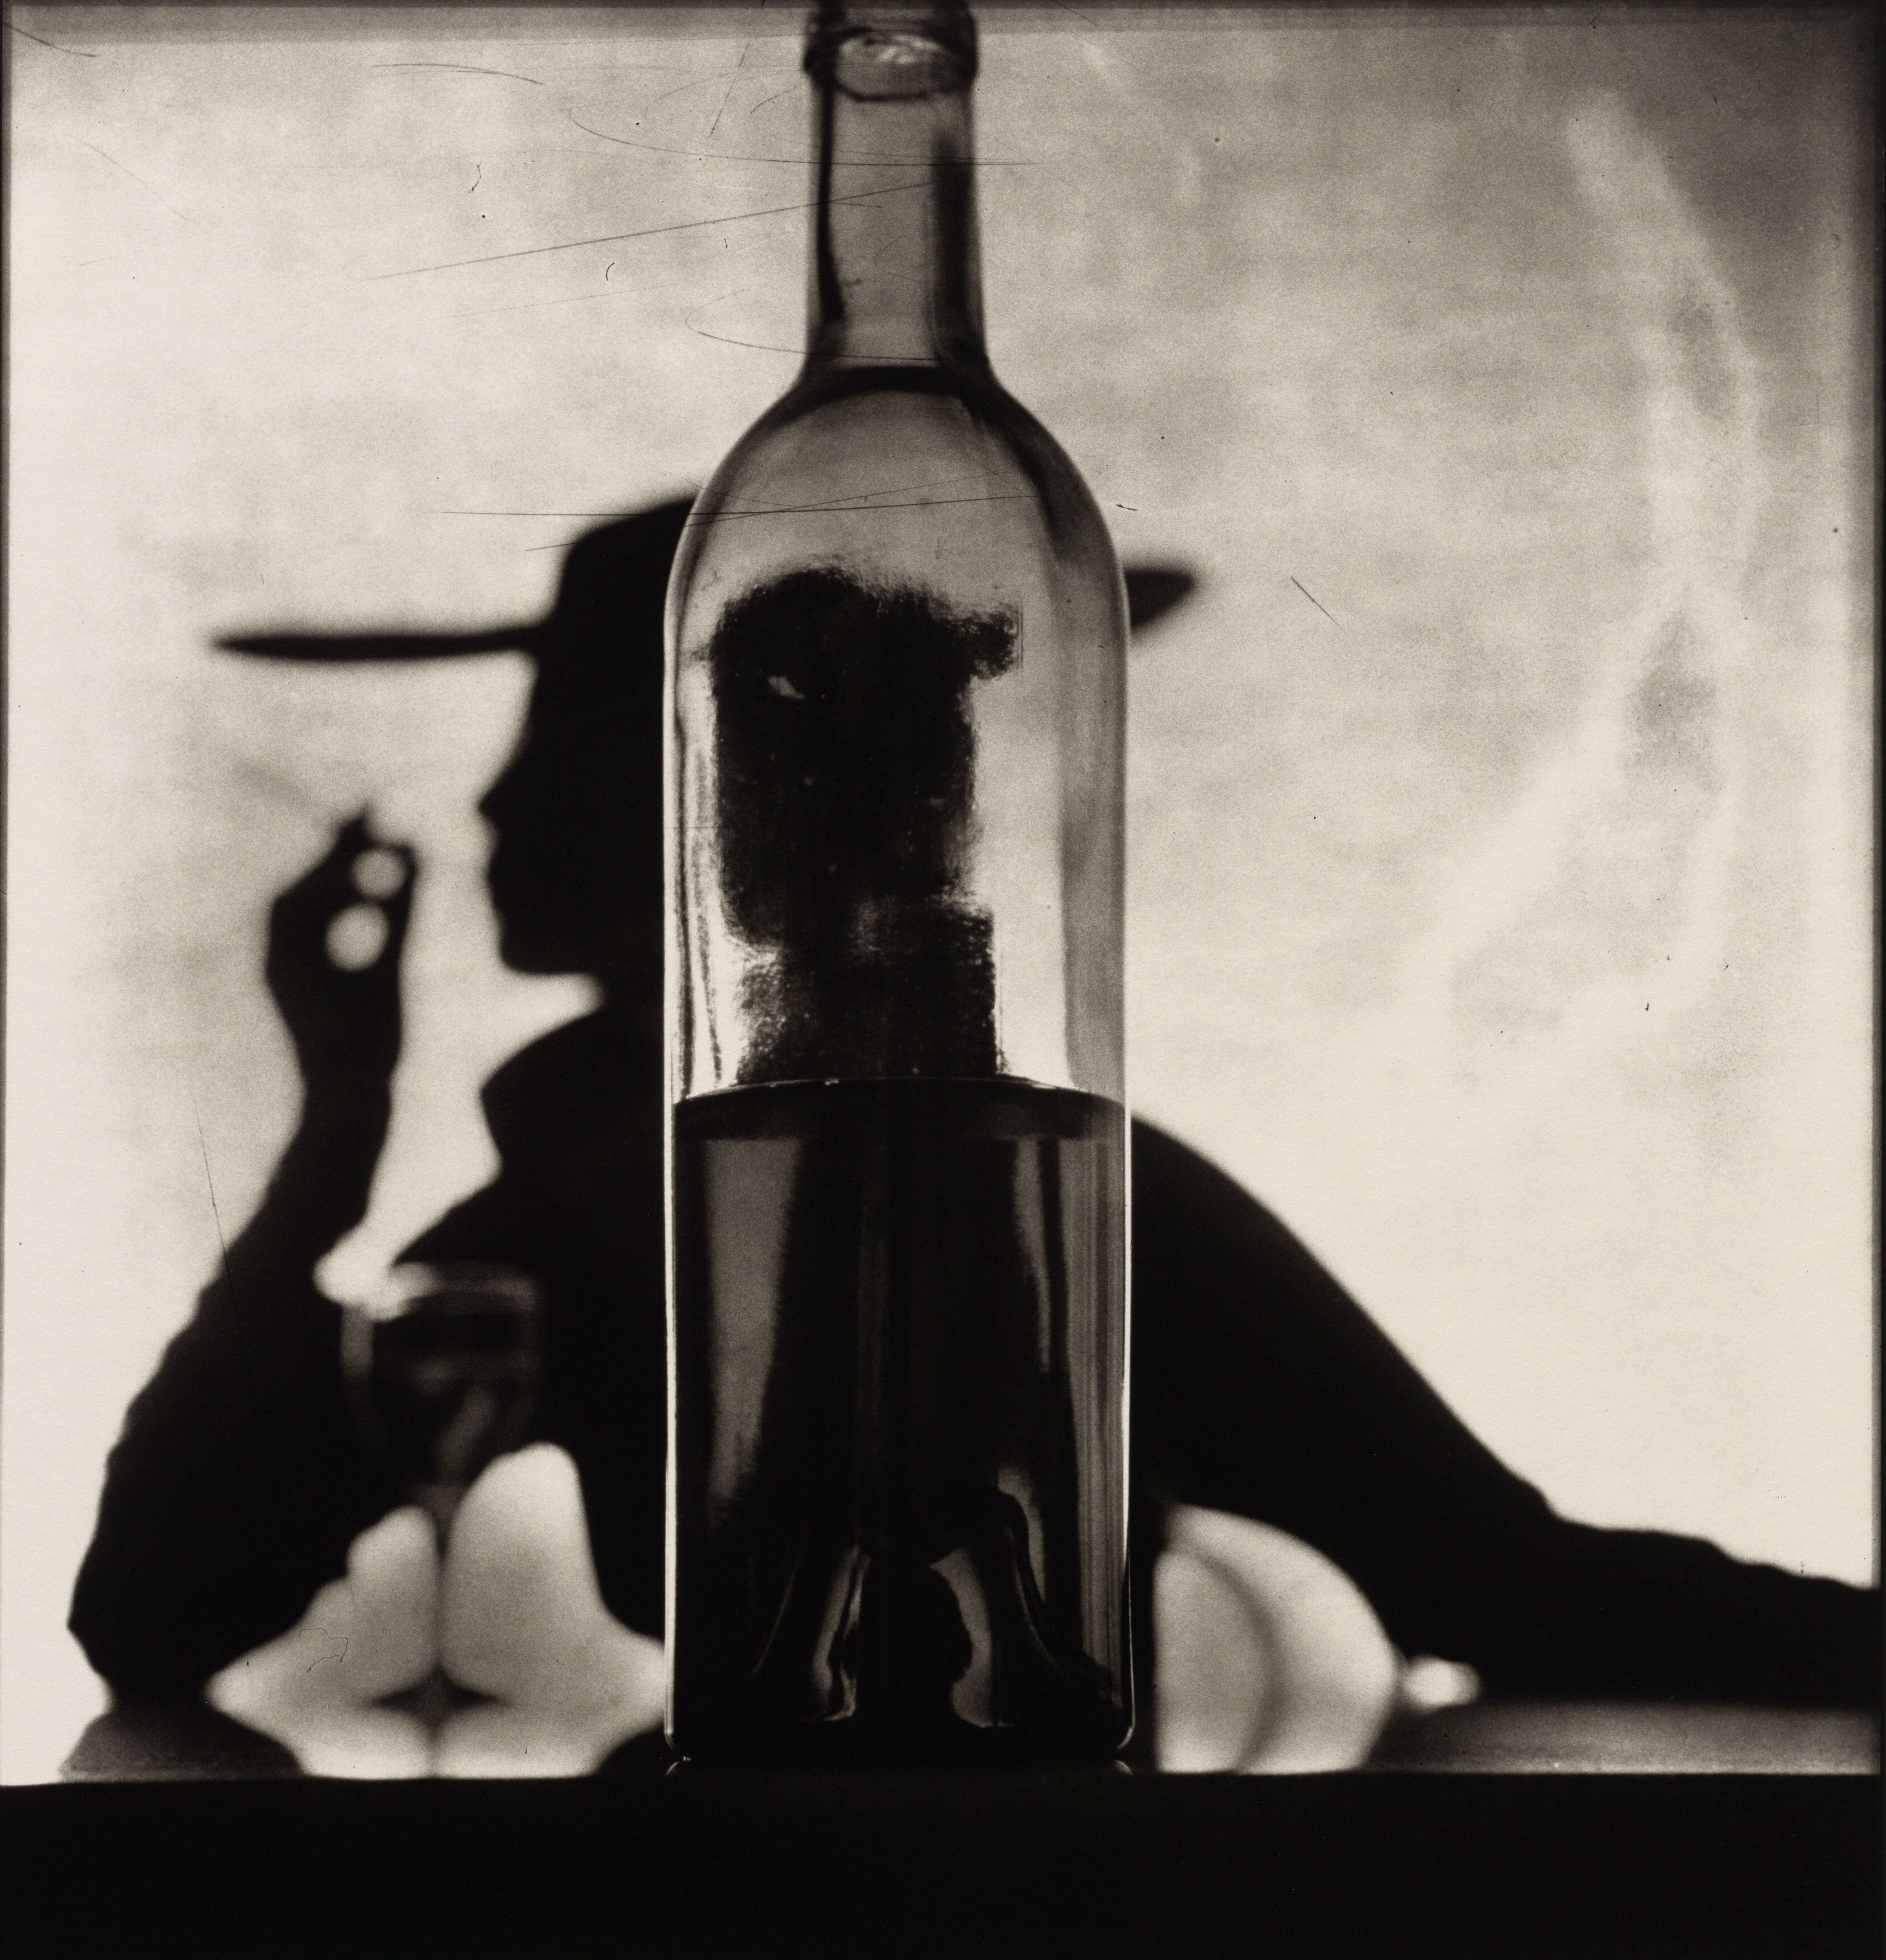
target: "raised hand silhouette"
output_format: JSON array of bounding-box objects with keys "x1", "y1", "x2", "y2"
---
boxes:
[{"x1": 265, "y1": 813, "x2": 415, "y2": 1092}]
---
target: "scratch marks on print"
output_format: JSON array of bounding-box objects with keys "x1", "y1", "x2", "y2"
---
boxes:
[{"x1": 372, "y1": 63, "x2": 544, "y2": 87}]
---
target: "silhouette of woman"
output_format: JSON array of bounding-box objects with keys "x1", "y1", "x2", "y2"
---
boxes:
[{"x1": 69, "y1": 502, "x2": 1879, "y2": 1745}]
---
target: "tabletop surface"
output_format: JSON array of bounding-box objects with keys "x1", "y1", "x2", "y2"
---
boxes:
[
  {"x1": 58, "y1": 1693, "x2": 1880, "y2": 1781},
  {"x1": 16, "y1": 1728, "x2": 1882, "y2": 1960}
]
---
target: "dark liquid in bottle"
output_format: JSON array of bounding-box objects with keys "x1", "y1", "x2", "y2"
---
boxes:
[{"x1": 669, "y1": 1077, "x2": 1130, "y2": 1767}]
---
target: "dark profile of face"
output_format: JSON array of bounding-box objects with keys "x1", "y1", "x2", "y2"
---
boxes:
[
  {"x1": 220, "y1": 498, "x2": 695, "y2": 1002},
  {"x1": 476, "y1": 502, "x2": 690, "y2": 994}
]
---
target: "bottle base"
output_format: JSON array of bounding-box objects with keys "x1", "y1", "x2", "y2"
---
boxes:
[{"x1": 663, "y1": 1719, "x2": 1132, "y2": 1775}]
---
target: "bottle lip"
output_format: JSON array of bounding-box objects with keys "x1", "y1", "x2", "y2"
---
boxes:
[{"x1": 805, "y1": 4, "x2": 978, "y2": 93}]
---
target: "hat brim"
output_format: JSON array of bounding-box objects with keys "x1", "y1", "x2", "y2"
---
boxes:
[
  {"x1": 215, "y1": 626, "x2": 541, "y2": 663},
  {"x1": 213, "y1": 567, "x2": 1196, "y2": 665}
]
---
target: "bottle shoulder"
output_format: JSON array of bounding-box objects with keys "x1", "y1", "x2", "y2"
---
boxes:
[
  {"x1": 685, "y1": 359, "x2": 1120, "y2": 589},
  {"x1": 749, "y1": 359, "x2": 1078, "y2": 476}
]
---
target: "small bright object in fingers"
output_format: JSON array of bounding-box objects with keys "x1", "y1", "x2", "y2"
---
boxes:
[
  {"x1": 352, "y1": 846, "x2": 408, "y2": 900},
  {"x1": 328, "y1": 902, "x2": 389, "y2": 971},
  {"x1": 1399, "y1": 1656, "x2": 1481, "y2": 1712}
]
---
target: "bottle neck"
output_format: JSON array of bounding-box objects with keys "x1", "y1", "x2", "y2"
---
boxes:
[{"x1": 804, "y1": 21, "x2": 986, "y2": 370}]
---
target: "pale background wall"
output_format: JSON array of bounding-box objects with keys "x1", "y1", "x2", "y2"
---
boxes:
[{"x1": 4, "y1": 4, "x2": 1873, "y2": 1781}]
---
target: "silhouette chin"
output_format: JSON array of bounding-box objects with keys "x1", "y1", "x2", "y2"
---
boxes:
[
  {"x1": 494, "y1": 906, "x2": 653, "y2": 991},
  {"x1": 487, "y1": 883, "x2": 567, "y2": 972},
  {"x1": 494, "y1": 916, "x2": 579, "y2": 979}
]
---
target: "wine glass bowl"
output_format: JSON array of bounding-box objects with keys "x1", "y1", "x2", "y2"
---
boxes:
[
  {"x1": 340, "y1": 1262, "x2": 544, "y2": 1537},
  {"x1": 339, "y1": 1262, "x2": 544, "y2": 1735}
]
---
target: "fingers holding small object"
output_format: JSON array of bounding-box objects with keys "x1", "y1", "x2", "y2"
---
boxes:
[
  {"x1": 351, "y1": 844, "x2": 411, "y2": 902},
  {"x1": 317, "y1": 827, "x2": 415, "y2": 972},
  {"x1": 323, "y1": 810, "x2": 376, "y2": 863},
  {"x1": 272, "y1": 815, "x2": 411, "y2": 937},
  {"x1": 327, "y1": 904, "x2": 390, "y2": 971},
  {"x1": 314, "y1": 811, "x2": 382, "y2": 887}
]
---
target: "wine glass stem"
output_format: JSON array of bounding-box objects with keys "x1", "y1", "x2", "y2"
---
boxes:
[
  {"x1": 419, "y1": 1482, "x2": 464, "y2": 1541},
  {"x1": 415, "y1": 1483, "x2": 466, "y2": 1734}
]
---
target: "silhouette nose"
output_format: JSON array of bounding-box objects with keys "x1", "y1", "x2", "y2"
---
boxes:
[{"x1": 478, "y1": 755, "x2": 521, "y2": 829}]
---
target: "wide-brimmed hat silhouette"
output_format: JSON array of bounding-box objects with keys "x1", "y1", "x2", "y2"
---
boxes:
[{"x1": 215, "y1": 500, "x2": 1195, "y2": 667}]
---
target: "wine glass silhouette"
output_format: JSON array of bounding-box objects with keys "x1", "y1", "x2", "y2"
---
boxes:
[{"x1": 340, "y1": 1261, "x2": 543, "y2": 1727}]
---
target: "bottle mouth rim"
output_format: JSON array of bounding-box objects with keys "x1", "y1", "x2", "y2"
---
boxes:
[{"x1": 805, "y1": 10, "x2": 978, "y2": 94}]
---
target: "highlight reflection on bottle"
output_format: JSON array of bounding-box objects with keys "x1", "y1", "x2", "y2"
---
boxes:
[{"x1": 664, "y1": 1, "x2": 1130, "y2": 1766}]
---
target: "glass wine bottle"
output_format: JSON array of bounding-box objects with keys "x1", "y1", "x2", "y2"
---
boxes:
[{"x1": 663, "y1": 0, "x2": 1130, "y2": 1768}]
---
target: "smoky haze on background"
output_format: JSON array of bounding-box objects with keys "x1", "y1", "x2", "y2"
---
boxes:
[{"x1": 2, "y1": 4, "x2": 1874, "y2": 1781}]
